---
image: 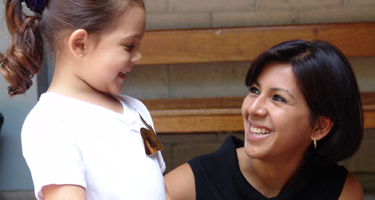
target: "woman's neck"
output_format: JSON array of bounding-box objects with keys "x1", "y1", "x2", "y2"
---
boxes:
[{"x1": 237, "y1": 147, "x2": 305, "y2": 198}]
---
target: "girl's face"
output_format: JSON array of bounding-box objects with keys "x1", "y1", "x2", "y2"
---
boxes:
[
  {"x1": 242, "y1": 62, "x2": 313, "y2": 164},
  {"x1": 80, "y1": 6, "x2": 146, "y2": 95}
]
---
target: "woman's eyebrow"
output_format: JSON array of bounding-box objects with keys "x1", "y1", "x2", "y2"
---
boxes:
[{"x1": 270, "y1": 87, "x2": 295, "y2": 99}]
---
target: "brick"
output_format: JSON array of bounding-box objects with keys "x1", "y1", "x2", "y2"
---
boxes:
[
  {"x1": 256, "y1": 0, "x2": 342, "y2": 11},
  {"x1": 172, "y1": 143, "x2": 222, "y2": 169},
  {"x1": 171, "y1": 0, "x2": 255, "y2": 12},
  {"x1": 344, "y1": 137, "x2": 375, "y2": 172},
  {"x1": 169, "y1": 62, "x2": 250, "y2": 98},
  {"x1": 121, "y1": 64, "x2": 169, "y2": 99},
  {"x1": 355, "y1": 173, "x2": 375, "y2": 192},
  {"x1": 158, "y1": 133, "x2": 218, "y2": 145},
  {"x1": 345, "y1": 0, "x2": 375, "y2": 6},
  {"x1": 160, "y1": 145, "x2": 173, "y2": 174},
  {"x1": 364, "y1": 192, "x2": 375, "y2": 199},
  {"x1": 213, "y1": 10, "x2": 299, "y2": 27},
  {"x1": 348, "y1": 57, "x2": 375, "y2": 92},
  {"x1": 144, "y1": 0, "x2": 168, "y2": 13},
  {"x1": 217, "y1": 132, "x2": 245, "y2": 143},
  {"x1": 0, "y1": 190, "x2": 35, "y2": 200},
  {"x1": 301, "y1": 7, "x2": 375, "y2": 24},
  {"x1": 363, "y1": 129, "x2": 375, "y2": 139},
  {"x1": 146, "y1": 13, "x2": 211, "y2": 30}
]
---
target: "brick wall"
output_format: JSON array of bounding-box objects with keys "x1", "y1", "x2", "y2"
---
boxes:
[{"x1": 144, "y1": 0, "x2": 375, "y2": 30}]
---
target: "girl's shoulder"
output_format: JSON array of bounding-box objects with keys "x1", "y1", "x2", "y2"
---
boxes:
[
  {"x1": 114, "y1": 94, "x2": 152, "y2": 119},
  {"x1": 114, "y1": 94, "x2": 144, "y2": 106}
]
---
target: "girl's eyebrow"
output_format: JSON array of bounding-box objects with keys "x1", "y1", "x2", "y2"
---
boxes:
[{"x1": 254, "y1": 81, "x2": 295, "y2": 99}]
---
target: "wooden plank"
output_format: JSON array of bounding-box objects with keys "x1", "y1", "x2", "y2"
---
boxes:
[
  {"x1": 363, "y1": 92, "x2": 375, "y2": 129},
  {"x1": 140, "y1": 22, "x2": 375, "y2": 65},
  {"x1": 142, "y1": 96, "x2": 244, "y2": 110},
  {"x1": 152, "y1": 115, "x2": 244, "y2": 133},
  {"x1": 143, "y1": 92, "x2": 375, "y2": 133},
  {"x1": 364, "y1": 110, "x2": 375, "y2": 129}
]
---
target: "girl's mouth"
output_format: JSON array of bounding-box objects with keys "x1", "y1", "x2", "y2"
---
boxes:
[{"x1": 119, "y1": 71, "x2": 126, "y2": 79}]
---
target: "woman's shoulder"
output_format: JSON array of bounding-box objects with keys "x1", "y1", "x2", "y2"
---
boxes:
[
  {"x1": 338, "y1": 172, "x2": 364, "y2": 200},
  {"x1": 165, "y1": 163, "x2": 196, "y2": 200}
]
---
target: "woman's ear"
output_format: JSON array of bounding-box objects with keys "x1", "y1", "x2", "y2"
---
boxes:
[
  {"x1": 311, "y1": 116, "x2": 334, "y2": 141},
  {"x1": 68, "y1": 29, "x2": 88, "y2": 59}
]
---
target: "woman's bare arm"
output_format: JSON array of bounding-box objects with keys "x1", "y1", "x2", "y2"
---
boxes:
[
  {"x1": 42, "y1": 184, "x2": 86, "y2": 200},
  {"x1": 338, "y1": 172, "x2": 363, "y2": 200},
  {"x1": 164, "y1": 163, "x2": 196, "y2": 200}
]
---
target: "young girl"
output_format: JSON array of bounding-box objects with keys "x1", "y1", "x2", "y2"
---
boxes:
[{"x1": 1, "y1": 0, "x2": 170, "y2": 199}]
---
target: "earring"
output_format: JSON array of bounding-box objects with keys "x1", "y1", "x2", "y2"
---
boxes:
[
  {"x1": 79, "y1": 54, "x2": 83, "y2": 58},
  {"x1": 314, "y1": 137, "x2": 317, "y2": 149}
]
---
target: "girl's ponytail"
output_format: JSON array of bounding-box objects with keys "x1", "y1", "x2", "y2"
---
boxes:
[{"x1": 1, "y1": 0, "x2": 44, "y2": 97}]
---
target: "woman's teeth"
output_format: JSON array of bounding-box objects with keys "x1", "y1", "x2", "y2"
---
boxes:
[{"x1": 251, "y1": 127, "x2": 271, "y2": 136}]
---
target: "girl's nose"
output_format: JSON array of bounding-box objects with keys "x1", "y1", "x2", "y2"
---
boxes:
[{"x1": 132, "y1": 50, "x2": 142, "y2": 64}]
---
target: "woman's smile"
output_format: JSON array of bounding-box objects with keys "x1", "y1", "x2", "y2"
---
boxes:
[
  {"x1": 247, "y1": 123, "x2": 272, "y2": 142},
  {"x1": 242, "y1": 61, "x2": 313, "y2": 161}
]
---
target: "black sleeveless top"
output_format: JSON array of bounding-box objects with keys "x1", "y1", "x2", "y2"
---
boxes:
[{"x1": 188, "y1": 135, "x2": 348, "y2": 200}]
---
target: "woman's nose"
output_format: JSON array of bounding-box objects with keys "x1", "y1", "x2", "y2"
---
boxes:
[{"x1": 248, "y1": 96, "x2": 267, "y2": 118}]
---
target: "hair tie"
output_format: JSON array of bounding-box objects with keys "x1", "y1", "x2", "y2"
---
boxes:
[{"x1": 23, "y1": 0, "x2": 46, "y2": 15}]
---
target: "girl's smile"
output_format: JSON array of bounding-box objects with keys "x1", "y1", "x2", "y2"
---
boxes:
[
  {"x1": 119, "y1": 69, "x2": 132, "y2": 80},
  {"x1": 79, "y1": 6, "x2": 145, "y2": 95}
]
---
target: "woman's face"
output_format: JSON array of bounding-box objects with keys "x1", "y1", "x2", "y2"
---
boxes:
[{"x1": 242, "y1": 62, "x2": 314, "y2": 164}]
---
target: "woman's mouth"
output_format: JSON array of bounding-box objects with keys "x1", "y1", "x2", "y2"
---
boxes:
[{"x1": 250, "y1": 126, "x2": 271, "y2": 136}]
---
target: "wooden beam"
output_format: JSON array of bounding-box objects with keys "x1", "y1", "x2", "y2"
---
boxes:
[
  {"x1": 142, "y1": 92, "x2": 375, "y2": 133},
  {"x1": 140, "y1": 22, "x2": 375, "y2": 65}
]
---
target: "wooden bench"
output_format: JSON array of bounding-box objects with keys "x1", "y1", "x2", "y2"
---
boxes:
[{"x1": 139, "y1": 22, "x2": 375, "y2": 133}]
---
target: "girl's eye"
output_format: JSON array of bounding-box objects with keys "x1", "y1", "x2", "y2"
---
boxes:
[
  {"x1": 273, "y1": 94, "x2": 287, "y2": 103},
  {"x1": 125, "y1": 45, "x2": 135, "y2": 50},
  {"x1": 249, "y1": 86, "x2": 260, "y2": 95}
]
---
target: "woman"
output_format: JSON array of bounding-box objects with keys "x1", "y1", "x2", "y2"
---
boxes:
[{"x1": 165, "y1": 40, "x2": 363, "y2": 199}]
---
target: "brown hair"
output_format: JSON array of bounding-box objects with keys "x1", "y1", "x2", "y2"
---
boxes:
[{"x1": 1, "y1": 0, "x2": 144, "y2": 97}]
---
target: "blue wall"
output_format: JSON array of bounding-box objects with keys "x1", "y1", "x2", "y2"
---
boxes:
[
  {"x1": 0, "y1": 76, "x2": 37, "y2": 190},
  {"x1": 0, "y1": 2, "x2": 37, "y2": 190}
]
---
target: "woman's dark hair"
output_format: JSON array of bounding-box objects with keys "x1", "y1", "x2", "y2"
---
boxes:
[
  {"x1": 1, "y1": 0, "x2": 144, "y2": 97},
  {"x1": 245, "y1": 40, "x2": 363, "y2": 167}
]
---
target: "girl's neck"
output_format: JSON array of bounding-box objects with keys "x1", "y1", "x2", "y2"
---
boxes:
[
  {"x1": 237, "y1": 147, "x2": 305, "y2": 198},
  {"x1": 48, "y1": 62, "x2": 124, "y2": 114}
]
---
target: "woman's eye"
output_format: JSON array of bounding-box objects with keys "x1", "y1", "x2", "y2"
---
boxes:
[
  {"x1": 273, "y1": 94, "x2": 287, "y2": 103},
  {"x1": 249, "y1": 86, "x2": 260, "y2": 95}
]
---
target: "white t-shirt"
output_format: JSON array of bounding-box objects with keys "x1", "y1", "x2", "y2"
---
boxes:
[{"x1": 22, "y1": 93, "x2": 166, "y2": 200}]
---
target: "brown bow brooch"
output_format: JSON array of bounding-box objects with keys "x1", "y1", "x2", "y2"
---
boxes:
[{"x1": 139, "y1": 114, "x2": 164, "y2": 156}]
